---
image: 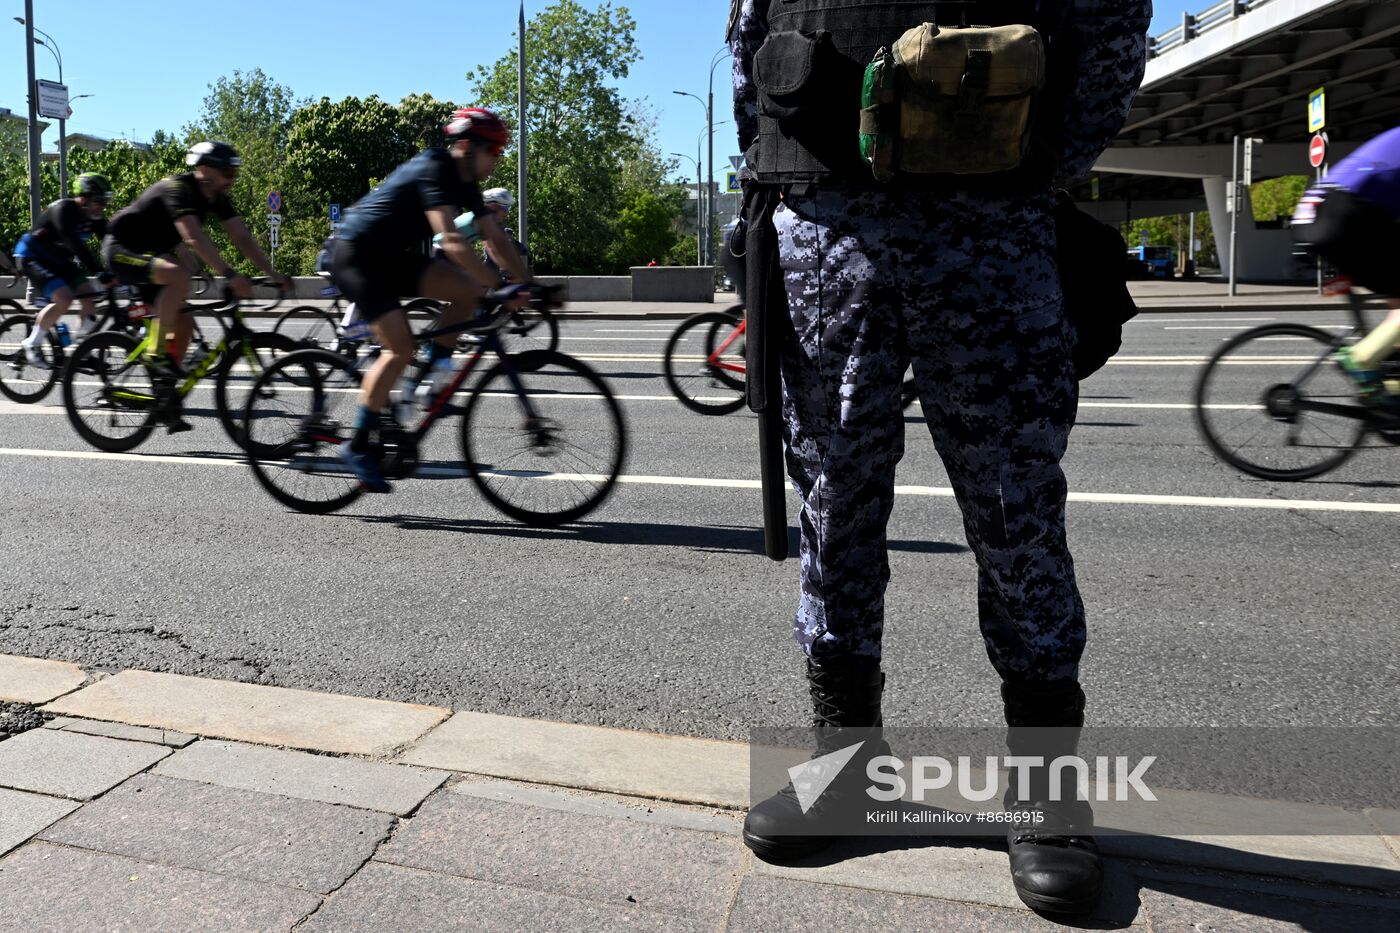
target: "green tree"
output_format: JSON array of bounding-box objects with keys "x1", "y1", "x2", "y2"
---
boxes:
[
  {"x1": 185, "y1": 68, "x2": 301, "y2": 219},
  {"x1": 470, "y1": 0, "x2": 643, "y2": 274},
  {"x1": 397, "y1": 92, "x2": 461, "y2": 152}
]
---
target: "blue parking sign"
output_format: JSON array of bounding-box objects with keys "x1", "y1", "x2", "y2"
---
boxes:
[{"x1": 329, "y1": 204, "x2": 341, "y2": 224}]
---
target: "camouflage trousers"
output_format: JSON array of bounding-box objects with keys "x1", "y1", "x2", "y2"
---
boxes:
[{"x1": 772, "y1": 187, "x2": 1085, "y2": 684}]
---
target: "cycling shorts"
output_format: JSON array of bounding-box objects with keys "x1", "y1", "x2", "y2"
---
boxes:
[
  {"x1": 15, "y1": 236, "x2": 87, "y2": 300},
  {"x1": 1294, "y1": 187, "x2": 1400, "y2": 295},
  {"x1": 101, "y1": 236, "x2": 165, "y2": 288},
  {"x1": 330, "y1": 238, "x2": 435, "y2": 321}
]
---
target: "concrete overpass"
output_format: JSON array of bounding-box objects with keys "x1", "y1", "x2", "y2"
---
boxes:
[{"x1": 1074, "y1": 0, "x2": 1400, "y2": 280}]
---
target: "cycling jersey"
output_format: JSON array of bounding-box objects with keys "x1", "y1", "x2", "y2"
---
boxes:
[
  {"x1": 21, "y1": 198, "x2": 105, "y2": 273},
  {"x1": 336, "y1": 148, "x2": 486, "y2": 253},
  {"x1": 1317, "y1": 126, "x2": 1400, "y2": 220},
  {"x1": 108, "y1": 173, "x2": 239, "y2": 255}
]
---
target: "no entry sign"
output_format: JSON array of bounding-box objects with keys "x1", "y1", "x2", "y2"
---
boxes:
[{"x1": 1309, "y1": 134, "x2": 1327, "y2": 169}]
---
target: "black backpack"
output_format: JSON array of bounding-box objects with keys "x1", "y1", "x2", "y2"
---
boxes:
[{"x1": 1053, "y1": 192, "x2": 1138, "y2": 380}]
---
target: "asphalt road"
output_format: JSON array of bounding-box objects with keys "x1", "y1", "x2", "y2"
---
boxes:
[{"x1": 1, "y1": 308, "x2": 1396, "y2": 739}]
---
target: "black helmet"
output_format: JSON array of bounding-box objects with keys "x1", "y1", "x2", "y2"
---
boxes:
[
  {"x1": 73, "y1": 172, "x2": 113, "y2": 200},
  {"x1": 186, "y1": 140, "x2": 242, "y2": 169}
]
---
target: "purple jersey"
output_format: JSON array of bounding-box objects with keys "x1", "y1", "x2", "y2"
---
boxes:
[{"x1": 1316, "y1": 125, "x2": 1400, "y2": 219}]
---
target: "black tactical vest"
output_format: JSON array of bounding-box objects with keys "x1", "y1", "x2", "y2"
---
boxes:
[{"x1": 748, "y1": 0, "x2": 1063, "y2": 193}]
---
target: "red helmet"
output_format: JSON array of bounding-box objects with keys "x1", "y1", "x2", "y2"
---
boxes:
[{"x1": 444, "y1": 107, "x2": 510, "y2": 150}]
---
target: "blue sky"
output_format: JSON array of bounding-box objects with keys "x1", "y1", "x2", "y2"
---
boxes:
[{"x1": 5, "y1": 1, "x2": 1192, "y2": 186}]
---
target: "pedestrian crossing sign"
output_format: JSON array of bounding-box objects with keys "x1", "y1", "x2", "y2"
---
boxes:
[{"x1": 726, "y1": 171, "x2": 741, "y2": 193}]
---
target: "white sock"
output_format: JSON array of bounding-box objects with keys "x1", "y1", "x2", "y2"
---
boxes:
[
  {"x1": 21, "y1": 325, "x2": 44, "y2": 348},
  {"x1": 78, "y1": 316, "x2": 99, "y2": 335},
  {"x1": 341, "y1": 303, "x2": 362, "y2": 329}
]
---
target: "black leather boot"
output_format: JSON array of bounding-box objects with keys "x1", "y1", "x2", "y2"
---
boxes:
[
  {"x1": 742, "y1": 656, "x2": 884, "y2": 862},
  {"x1": 1002, "y1": 680, "x2": 1103, "y2": 915}
]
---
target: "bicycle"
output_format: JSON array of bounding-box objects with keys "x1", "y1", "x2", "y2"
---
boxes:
[
  {"x1": 0, "y1": 278, "x2": 166, "y2": 404},
  {"x1": 60, "y1": 277, "x2": 293, "y2": 455},
  {"x1": 662, "y1": 306, "x2": 920, "y2": 415},
  {"x1": 273, "y1": 285, "x2": 560, "y2": 360},
  {"x1": 1193, "y1": 279, "x2": 1400, "y2": 480},
  {"x1": 242, "y1": 292, "x2": 626, "y2": 526}
]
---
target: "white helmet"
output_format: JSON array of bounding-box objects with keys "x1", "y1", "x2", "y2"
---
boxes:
[{"x1": 482, "y1": 188, "x2": 515, "y2": 214}]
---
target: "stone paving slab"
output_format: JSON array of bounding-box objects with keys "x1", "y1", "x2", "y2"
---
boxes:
[
  {"x1": 300, "y1": 860, "x2": 707, "y2": 933},
  {"x1": 154, "y1": 739, "x2": 447, "y2": 815},
  {"x1": 39, "y1": 773, "x2": 394, "y2": 895},
  {"x1": 0, "y1": 841, "x2": 320, "y2": 933},
  {"x1": 0, "y1": 654, "x2": 86, "y2": 704},
  {"x1": 0, "y1": 729, "x2": 170, "y2": 800},
  {"x1": 1101, "y1": 833, "x2": 1400, "y2": 893},
  {"x1": 449, "y1": 779, "x2": 742, "y2": 836},
  {"x1": 376, "y1": 791, "x2": 745, "y2": 923},
  {"x1": 725, "y1": 874, "x2": 1055, "y2": 932},
  {"x1": 44, "y1": 716, "x2": 196, "y2": 748},
  {"x1": 1135, "y1": 868, "x2": 1400, "y2": 932},
  {"x1": 750, "y1": 836, "x2": 1144, "y2": 924},
  {"x1": 44, "y1": 669, "x2": 449, "y2": 756},
  {"x1": 0, "y1": 788, "x2": 79, "y2": 857},
  {"x1": 400, "y1": 710, "x2": 748, "y2": 808}
]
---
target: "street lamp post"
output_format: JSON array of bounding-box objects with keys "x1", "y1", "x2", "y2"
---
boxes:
[
  {"x1": 15, "y1": 15, "x2": 70, "y2": 196},
  {"x1": 671, "y1": 152, "x2": 702, "y2": 265},
  {"x1": 673, "y1": 90, "x2": 708, "y2": 266},
  {"x1": 16, "y1": 6, "x2": 41, "y2": 231},
  {"x1": 707, "y1": 48, "x2": 732, "y2": 268}
]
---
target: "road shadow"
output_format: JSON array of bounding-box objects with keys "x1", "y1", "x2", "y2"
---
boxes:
[{"x1": 345, "y1": 514, "x2": 968, "y2": 557}]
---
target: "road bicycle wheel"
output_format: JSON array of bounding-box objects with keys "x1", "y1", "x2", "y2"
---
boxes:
[
  {"x1": 272, "y1": 304, "x2": 340, "y2": 351},
  {"x1": 664, "y1": 310, "x2": 747, "y2": 415},
  {"x1": 243, "y1": 348, "x2": 365, "y2": 515},
  {"x1": 61, "y1": 330, "x2": 158, "y2": 452},
  {"x1": 503, "y1": 307, "x2": 560, "y2": 355},
  {"x1": 1194, "y1": 323, "x2": 1367, "y2": 481},
  {"x1": 0, "y1": 314, "x2": 62, "y2": 403},
  {"x1": 0, "y1": 298, "x2": 24, "y2": 315},
  {"x1": 460, "y1": 349, "x2": 627, "y2": 526},
  {"x1": 215, "y1": 332, "x2": 302, "y2": 455}
]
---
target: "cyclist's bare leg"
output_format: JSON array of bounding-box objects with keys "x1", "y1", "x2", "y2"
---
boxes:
[
  {"x1": 1351, "y1": 303, "x2": 1400, "y2": 369},
  {"x1": 25, "y1": 286, "x2": 73, "y2": 344},
  {"x1": 151, "y1": 259, "x2": 194, "y2": 361},
  {"x1": 361, "y1": 309, "x2": 415, "y2": 411},
  {"x1": 418, "y1": 258, "x2": 485, "y2": 352}
]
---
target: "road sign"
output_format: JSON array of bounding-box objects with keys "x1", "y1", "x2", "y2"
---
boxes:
[
  {"x1": 726, "y1": 171, "x2": 742, "y2": 193},
  {"x1": 729, "y1": 155, "x2": 744, "y2": 171},
  {"x1": 1140, "y1": 229, "x2": 1150, "y2": 247},
  {"x1": 1243, "y1": 138, "x2": 1255, "y2": 186},
  {"x1": 1309, "y1": 133, "x2": 1327, "y2": 169},
  {"x1": 35, "y1": 80, "x2": 68, "y2": 120},
  {"x1": 269, "y1": 226, "x2": 280, "y2": 248},
  {"x1": 267, "y1": 214, "x2": 283, "y2": 227},
  {"x1": 1308, "y1": 87, "x2": 1326, "y2": 133},
  {"x1": 329, "y1": 203, "x2": 341, "y2": 224},
  {"x1": 267, "y1": 191, "x2": 282, "y2": 213}
]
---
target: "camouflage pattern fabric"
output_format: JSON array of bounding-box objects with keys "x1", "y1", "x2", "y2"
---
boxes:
[{"x1": 730, "y1": 0, "x2": 1152, "y2": 684}]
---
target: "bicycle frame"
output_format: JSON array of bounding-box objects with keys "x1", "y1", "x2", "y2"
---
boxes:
[
  {"x1": 395, "y1": 322, "x2": 537, "y2": 443},
  {"x1": 710, "y1": 318, "x2": 747, "y2": 375}
]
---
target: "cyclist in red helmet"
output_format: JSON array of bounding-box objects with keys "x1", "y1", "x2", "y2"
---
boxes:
[{"x1": 330, "y1": 106, "x2": 531, "y2": 492}]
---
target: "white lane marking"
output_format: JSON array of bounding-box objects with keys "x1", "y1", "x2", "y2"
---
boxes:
[
  {"x1": 1164, "y1": 326, "x2": 1350, "y2": 332},
  {"x1": 0, "y1": 446, "x2": 1397, "y2": 514},
  {"x1": 1131, "y1": 318, "x2": 1278, "y2": 324},
  {"x1": 0, "y1": 396, "x2": 1263, "y2": 415},
  {"x1": 561, "y1": 337, "x2": 676, "y2": 341}
]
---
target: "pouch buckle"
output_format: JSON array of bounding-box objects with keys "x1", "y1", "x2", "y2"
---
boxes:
[{"x1": 956, "y1": 49, "x2": 992, "y2": 128}]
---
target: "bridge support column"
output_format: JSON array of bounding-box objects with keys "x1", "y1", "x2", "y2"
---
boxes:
[{"x1": 1203, "y1": 177, "x2": 1302, "y2": 283}]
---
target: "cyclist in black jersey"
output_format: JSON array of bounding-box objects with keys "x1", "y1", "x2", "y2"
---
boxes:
[
  {"x1": 331, "y1": 107, "x2": 531, "y2": 492},
  {"x1": 102, "y1": 141, "x2": 290, "y2": 371},
  {"x1": 13, "y1": 173, "x2": 114, "y2": 368}
]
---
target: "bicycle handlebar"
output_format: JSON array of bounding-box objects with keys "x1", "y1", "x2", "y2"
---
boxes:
[{"x1": 182, "y1": 275, "x2": 289, "y2": 316}]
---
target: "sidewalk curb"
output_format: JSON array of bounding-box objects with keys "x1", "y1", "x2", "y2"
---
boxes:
[{"x1": 6, "y1": 654, "x2": 1399, "y2": 896}]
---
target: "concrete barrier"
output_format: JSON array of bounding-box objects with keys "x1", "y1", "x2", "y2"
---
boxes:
[{"x1": 630, "y1": 266, "x2": 716, "y2": 303}]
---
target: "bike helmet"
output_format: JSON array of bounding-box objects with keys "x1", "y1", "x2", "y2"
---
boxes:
[
  {"x1": 186, "y1": 140, "x2": 243, "y2": 169},
  {"x1": 444, "y1": 107, "x2": 510, "y2": 150},
  {"x1": 73, "y1": 172, "x2": 113, "y2": 201},
  {"x1": 482, "y1": 188, "x2": 515, "y2": 213}
]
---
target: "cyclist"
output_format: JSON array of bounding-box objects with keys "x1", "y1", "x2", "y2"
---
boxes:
[
  {"x1": 479, "y1": 187, "x2": 530, "y2": 281},
  {"x1": 1294, "y1": 124, "x2": 1400, "y2": 408},
  {"x1": 14, "y1": 173, "x2": 116, "y2": 368},
  {"x1": 330, "y1": 106, "x2": 531, "y2": 492},
  {"x1": 102, "y1": 141, "x2": 290, "y2": 385}
]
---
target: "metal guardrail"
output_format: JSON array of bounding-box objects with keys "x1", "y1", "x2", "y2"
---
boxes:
[{"x1": 1149, "y1": 0, "x2": 1276, "y2": 58}]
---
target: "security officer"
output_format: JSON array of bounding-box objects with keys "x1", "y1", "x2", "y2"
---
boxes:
[{"x1": 730, "y1": 0, "x2": 1151, "y2": 916}]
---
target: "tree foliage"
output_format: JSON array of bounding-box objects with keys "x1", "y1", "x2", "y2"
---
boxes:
[{"x1": 472, "y1": 0, "x2": 671, "y2": 274}]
